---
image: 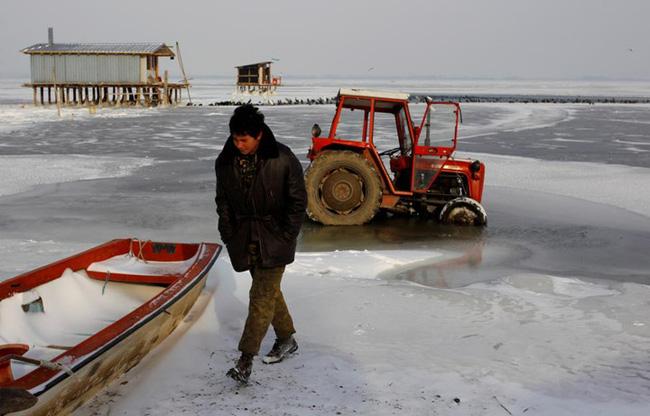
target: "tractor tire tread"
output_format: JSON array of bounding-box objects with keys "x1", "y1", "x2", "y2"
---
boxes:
[{"x1": 305, "y1": 150, "x2": 383, "y2": 225}]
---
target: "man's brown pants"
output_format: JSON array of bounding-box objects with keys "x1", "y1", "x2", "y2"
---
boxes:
[{"x1": 238, "y1": 245, "x2": 295, "y2": 355}]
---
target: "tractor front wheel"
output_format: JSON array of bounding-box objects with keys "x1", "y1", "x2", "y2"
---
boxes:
[
  {"x1": 305, "y1": 150, "x2": 383, "y2": 225},
  {"x1": 438, "y1": 197, "x2": 487, "y2": 226}
]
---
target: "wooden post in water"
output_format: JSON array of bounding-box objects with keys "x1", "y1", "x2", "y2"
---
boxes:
[
  {"x1": 52, "y1": 67, "x2": 61, "y2": 117},
  {"x1": 176, "y1": 41, "x2": 192, "y2": 104},
  {"x1": 163, "y1": 70, "x2": 169, "y2": 106}
]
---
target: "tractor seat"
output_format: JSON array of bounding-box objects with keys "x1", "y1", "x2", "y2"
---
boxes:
[
  {"x1": 389, "y1": 155, "x2": 410, "y2": 173},
  {"x1": 389, "y1": 155, "x2": 412, "y2": 191}
]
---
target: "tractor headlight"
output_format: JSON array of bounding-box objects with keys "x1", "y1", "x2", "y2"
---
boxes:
[{"x1": 470, "y1": 160, "x2": 481, "y2": 173}]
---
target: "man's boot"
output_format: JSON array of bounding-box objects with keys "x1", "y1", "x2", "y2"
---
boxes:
[
  {"x1": 262, "y1": 335, "x2": 298, "y2": 364},
  {"x1": 226, "y1": 352, "x2": 254, "y2": 384}
]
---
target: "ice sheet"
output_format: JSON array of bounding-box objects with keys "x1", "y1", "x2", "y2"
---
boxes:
[
  {"x1": 0, "y1": 154, "x2": 153, "y2": 197},
  {"x1": 289, "y1": 250, "x2": 443, "y2": 280},
  {"x1": 0, "y1": 104, "x2": 158, "y2": 133},
  {"x1": 0, "y1": 95, "x2": 647, "y2": 414},
  {"x1": 458, "y1": 151, "x2": 650, "y2": 218}
]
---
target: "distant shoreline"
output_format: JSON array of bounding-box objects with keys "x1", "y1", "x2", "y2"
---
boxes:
[
  {"x1": 3, "y1": 94, "x2": 650, "y2": 107},
  {"x1": 191, "y1": 94, "x2": 650, "y2": 107},
  {"x1": 3, "y1": 75, "x2": 650, "y2": 106},
  {"x1": 411, "y1": 93, "x2": 650, "y2": 104}
]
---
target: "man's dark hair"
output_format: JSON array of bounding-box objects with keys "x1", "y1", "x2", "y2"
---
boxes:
[{"x1": 229, "y1": 104, "x2": 265, "y2": 137}]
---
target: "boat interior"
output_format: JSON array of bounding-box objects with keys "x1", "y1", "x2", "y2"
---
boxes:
[{"x1": 0, "y1": 245, "x2": 201, "y2": 383}]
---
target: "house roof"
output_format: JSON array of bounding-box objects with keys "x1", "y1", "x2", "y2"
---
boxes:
[{"x1": 21, "y1": 43, "x2": 175, "y2": 56}]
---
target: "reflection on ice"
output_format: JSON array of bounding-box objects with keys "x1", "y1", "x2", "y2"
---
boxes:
[{"x1": 485, "y1": 274, "x2": 620, "y2": 298}]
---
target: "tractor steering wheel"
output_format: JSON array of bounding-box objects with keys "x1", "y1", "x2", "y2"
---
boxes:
[{"x1": 378, "y1": 147, "x2": 402, "y2": 157}]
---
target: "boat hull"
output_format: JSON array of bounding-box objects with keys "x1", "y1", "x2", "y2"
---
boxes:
[
  {"x1": 0, "y1": 239, "x2": 221, "y2": 416},
  {"x1": 12, "y1": 273, "x2": 205, "y2": 415}
]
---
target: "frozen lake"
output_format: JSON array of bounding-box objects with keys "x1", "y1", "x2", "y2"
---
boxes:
[
  {"x1": 1, "y1": 90, "x2": 649, "y2": 415},
  {"x1": 1, "y1": 103, "x2": 649, "y2": 283}
]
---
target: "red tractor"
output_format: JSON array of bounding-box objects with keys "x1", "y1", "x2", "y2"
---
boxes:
[{"x1": 305, "y1": 88, "x2": 487, "y2": 226}]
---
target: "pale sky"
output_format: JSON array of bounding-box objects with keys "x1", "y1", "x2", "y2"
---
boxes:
[{"x1": 1, "y1": 0, "x2": 649, "y2": 80}]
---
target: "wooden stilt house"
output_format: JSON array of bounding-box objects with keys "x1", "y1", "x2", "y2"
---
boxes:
[
  {"x1": 236, "y1": 61, "x2": 282, "y2": 94},
  {"x1": 21, "y1": 28, "x2": 188, "y2": 107}
]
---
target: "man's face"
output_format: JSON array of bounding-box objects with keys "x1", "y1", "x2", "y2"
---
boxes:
[{"x1": 233, "y1": 132, "x2": 262, "y2": 155}]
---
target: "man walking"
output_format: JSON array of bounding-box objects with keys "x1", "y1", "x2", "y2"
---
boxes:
[{"x1": 215, "y1": 104, "x2": 307, "y2": 383}]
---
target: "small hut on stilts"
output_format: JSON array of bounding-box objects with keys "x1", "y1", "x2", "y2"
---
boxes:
[
  {"x1": 235, "y1": 61, "x2": 282, "y2": 94},
  {"x1": 21, "y1": 28, "x2": 188, "y2": 107}
]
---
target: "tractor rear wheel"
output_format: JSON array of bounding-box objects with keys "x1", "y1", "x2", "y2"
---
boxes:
[
  {"x1": 438, "y1": 197, "x2": 487, "y2": 226},
  {"x1": 305, "y1": 150, "x2": 383, "y2": 225}
]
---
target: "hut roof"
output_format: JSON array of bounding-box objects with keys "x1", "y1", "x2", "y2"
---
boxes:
[
  {"x1": 21, "y1": 43, "x2": 175, "y2": 57},
  {"x1": 235, "y1": 61, "x2": 273, "y2": 69}
]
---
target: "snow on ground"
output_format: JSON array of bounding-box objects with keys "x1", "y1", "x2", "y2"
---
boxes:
[
  {"x1": 0, "y1": 155, "x2": 153, "y2": 197},
  {"x1": 75, "y1": 253, "x2": 650, "y2": 416}
]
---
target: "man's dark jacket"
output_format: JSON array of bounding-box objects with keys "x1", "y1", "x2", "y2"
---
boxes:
[{"x1": 215, "y1": 124, "x2": 307, "y2": 272}]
